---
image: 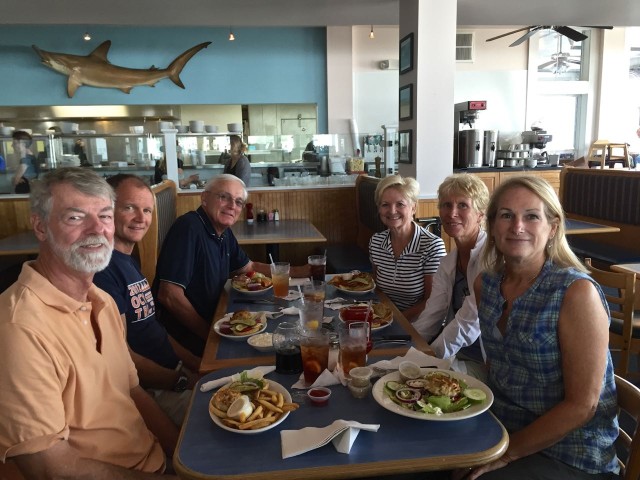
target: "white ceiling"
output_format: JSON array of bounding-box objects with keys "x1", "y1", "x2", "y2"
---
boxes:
[{"x1": 3, "y1": 0, "x2": 640, "y2": 28}]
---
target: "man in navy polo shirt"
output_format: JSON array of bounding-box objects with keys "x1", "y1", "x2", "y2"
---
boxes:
[
  {"x1": 94, "y1": 174, "x2": 200, "y2": 426},
  {"x1": 153, "y1": 174, "x2": 309, "y2": 356}
]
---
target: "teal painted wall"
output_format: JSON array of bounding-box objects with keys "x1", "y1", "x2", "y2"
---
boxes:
[{"x1": 0, "y1": 26, "x2": 328, "y2": 130}]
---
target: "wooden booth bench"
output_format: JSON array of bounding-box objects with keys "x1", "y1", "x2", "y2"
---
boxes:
[{"x1": 559, "y1": 167, "x2": 640, "y2": 268}]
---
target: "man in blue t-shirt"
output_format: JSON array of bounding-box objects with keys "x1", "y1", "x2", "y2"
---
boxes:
[
  {"x1": 94, "y1": 174, "x2": 200, "y2": 426},
  {"x1": 153, "y1": 174, "x2": 309, "y2": 356}
]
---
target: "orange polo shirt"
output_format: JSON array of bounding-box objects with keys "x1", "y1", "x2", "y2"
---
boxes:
[{"x1": 0, "y1": 262, "x2": 164, "y2": 472}]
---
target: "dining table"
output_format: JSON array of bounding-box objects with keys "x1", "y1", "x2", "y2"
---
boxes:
[
  {"x1": 174, "y1": 367, "x2": 508, "y2": 480},
  {"x1": 0, "y1": 230, "x2": 38, "y2": 257},
  {"x1": 199, "y1": 277, "x2": 433, "y2": 374},
  {"x1": 611, "y1": 263, "x2": 640, "y2": 309},
  {"x1": 230, "y1": 219, "x2": 327, "y2": 262},
  {"x1": 565, "y1": 218, "x2": 621, "y2": 235}
]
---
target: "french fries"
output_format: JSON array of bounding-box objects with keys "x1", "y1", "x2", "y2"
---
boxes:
[{"x1": 210, "y1": 383, "x2": 299, "y2": 431}]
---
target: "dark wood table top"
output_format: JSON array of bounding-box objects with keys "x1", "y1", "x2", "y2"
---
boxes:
[
  {"x1": 565, "y1": 218, "x2": 620, "y2": 235},
  {"x1": 0, "y1": 231, "x2": 38, "y2": 257},
  {"x1": 231, "y1": 219, "x2": 327, "y2": 245}
]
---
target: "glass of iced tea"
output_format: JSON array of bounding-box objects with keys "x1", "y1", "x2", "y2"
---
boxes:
[
  {"x1": 339, "y1": 304, "x2": 373, "y2": 353},
  {"x1": 338, "y1": 321, "x2": 368, "y2": 377},
  {"x1": 300, "y1": 331, "x2": 330, "y2": 384},
  {"x1": 270, "y1": 262, "x2": 290, "y2": 298},
  {"x1": 308, "y1": 255, "x2": 326, "y2": 281}
]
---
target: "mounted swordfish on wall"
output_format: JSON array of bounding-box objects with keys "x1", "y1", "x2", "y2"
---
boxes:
[{"x1": 32, "y1": 40, "x2": 211, "y2": 98}]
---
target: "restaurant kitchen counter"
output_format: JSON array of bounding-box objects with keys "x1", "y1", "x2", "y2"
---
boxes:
[{"x1": 454, "y1": 165, "x2": 562, "y2": 173}]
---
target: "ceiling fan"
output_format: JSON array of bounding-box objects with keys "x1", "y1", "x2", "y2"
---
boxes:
[
  {"x1": 538, "y1": 34, "x2": 581, "y2": 73},
  {"x1": 486, "y1": 26, "x2": 612, "y2": 47}
]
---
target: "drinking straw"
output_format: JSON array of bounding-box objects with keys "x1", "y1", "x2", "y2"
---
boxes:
[
  {"x1": 297, "y1": 285, "x2": 304, "y2": 304},
  {"x1": 269, "y1": 253, "x2": 275, "y2": 266}
]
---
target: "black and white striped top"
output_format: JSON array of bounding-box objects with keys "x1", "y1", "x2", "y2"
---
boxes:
[{"x1": 369, "y1": 223, "x2": 446, "y2": 311}]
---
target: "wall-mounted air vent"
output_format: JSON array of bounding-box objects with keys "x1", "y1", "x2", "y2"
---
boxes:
[{"x1": 456, "y1": 32, "x2": 474, "y2": 62}]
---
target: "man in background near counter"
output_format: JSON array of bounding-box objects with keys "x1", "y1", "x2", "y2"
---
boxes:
[
  {"x1": 93, "y1": 174, "x2": 201, "y2": 427},
  {"x1": 11, "y1": 130, "x2": 39, "y2": 194},
  {"x1": 153, "y1": 173, "x2": 309, "y2": 356},
  {"x1": 0, "y1": 168, "x2": 177, "y2": 478}
]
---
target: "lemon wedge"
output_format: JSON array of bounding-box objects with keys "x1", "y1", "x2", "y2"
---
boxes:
[
  {"x1": 305, "y1": 320, "x2": 320, "y2": 330},
  {"x1": 226, "y1": 395, "x2": 254, "y2": 422}
]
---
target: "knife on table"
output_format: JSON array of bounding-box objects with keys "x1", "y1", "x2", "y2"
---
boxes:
[
  {"x1": 373, "y1": 335, "x2": 412, "y2": 344},
  {"x1": 233, "y1": 299, "x2": 276, "y2": 305}
]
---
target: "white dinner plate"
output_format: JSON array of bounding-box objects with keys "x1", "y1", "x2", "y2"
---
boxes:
[
  {"x1": 232, "y1": 284, "x2": 273, "y2": 296},
  {"x1": 372, "y1": 369, "x2": 494, "y2": 421},
  {"x1": 209, "y1": 380, "x2": 292, "y2": 434},
  {"x1": 213, "y1": 313, "x2": 267, "y2": 341},
  {"x1": 333, "y1": 282, "x2": 376, "y2": 295},
  {"x1": 338, "y1": 308, "x2": 393, "y2": 332}
]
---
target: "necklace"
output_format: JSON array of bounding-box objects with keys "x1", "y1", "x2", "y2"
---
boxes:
[{"x1": 500, "y1": 262, "x2": 545, "y2": 311}]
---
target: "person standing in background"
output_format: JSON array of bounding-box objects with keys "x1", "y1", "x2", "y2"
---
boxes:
[
  {"x1": 11, "y1": 130, "x2": 39, "y2": 194},
  {"x1": 223, "y1": 135, "x2": 251, "y2": 186}
]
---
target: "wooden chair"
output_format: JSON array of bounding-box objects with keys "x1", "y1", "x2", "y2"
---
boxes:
[
  {"x1": 585, "y1": 258, "x2": 637, "y2": 377},
  {"x1": 615, "y1": 374, "x2": 640, "y2": 479},
  {"x1": 135, "y1": 179, "x2": 177, "y2": 285}
]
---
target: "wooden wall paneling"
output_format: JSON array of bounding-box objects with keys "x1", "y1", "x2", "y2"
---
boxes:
[{"x1": 0, "y1": 197, "x2": 32, "y2": 239}]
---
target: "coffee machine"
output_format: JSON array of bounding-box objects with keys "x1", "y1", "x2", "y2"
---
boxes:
[
  {"x1": 454, "y1": 101, "x2": 487, "y2": 168},
  {"x1": 521, "y1": 129, "x2": 552, "y2": 163}
]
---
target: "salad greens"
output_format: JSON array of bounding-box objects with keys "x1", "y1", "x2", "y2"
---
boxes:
[{"x1": 383, "y1": 371, "x2": 486, "y2": 415}]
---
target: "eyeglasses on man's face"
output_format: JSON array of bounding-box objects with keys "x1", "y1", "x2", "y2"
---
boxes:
[{"x1": 212, "y1": 191, "x2": 246, "y2": 209}]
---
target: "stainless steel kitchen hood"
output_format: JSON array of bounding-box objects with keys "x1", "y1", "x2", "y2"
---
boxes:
[{"x1": 0, "y1": 105, "x2": 181, "y2": 121}]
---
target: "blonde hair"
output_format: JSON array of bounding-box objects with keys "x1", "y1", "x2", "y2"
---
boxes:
[
  {"x1": 437, "y1": 173, "x2": 490, "y2": 214},
  {"x1": 482, "y1": 175, "x2": 586, "y2": 273},
  {"x1": 374, "y1": 175, "x2": 419, "y2": 206}
]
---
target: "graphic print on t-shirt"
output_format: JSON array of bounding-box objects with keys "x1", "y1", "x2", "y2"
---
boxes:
[{"x1": 127, "y1": 278, "x2": 155, "y2": 323}]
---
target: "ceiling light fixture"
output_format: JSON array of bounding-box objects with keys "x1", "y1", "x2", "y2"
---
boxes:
[
  {"x1": 369, "y1": 25, "x2": 375, "y2": 39},
  {"x1": 229, "y1": 27, "x2": 235, "y2": 41},
  {"x1": 83, "y1": 32, "x2": 91, "y2": 41}
]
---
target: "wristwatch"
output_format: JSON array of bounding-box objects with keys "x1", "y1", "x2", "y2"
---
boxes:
[{"x1": 173, "y1": 373, "x2": 189, "y2": 392}]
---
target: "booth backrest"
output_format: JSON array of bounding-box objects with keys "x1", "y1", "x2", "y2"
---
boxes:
[
  {"x1": 136, "y1": 180, "x2": 177, "y2": 285},
  {"x1": 355, "y1": 175, "x2": 385, "y2": 252},
  {"x1": 559, "y1": 167, "x2": 640, "y2": 265}
]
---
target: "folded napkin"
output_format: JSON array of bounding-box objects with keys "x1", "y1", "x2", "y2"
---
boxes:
[
  {"x1": 280, "y1": 306, "x2": 300, "y2": 316},
  {"x1": 199, "y1": 366, "x2": 276, "y2": 392},
  {"x1": 368, "y1": 346, "x2": 452, "y2": 371},
  {"x1": 291, "y1": 369, "x2": 341, "y2": 389},
  {"x1": 283, "y1": 290, "x2": 303, "y2": 301},
  {"x1": 289, "y1": 278, "x2": 311, "y2": 287},
  {"x1": 281, "y1": 420, "x2": 380, "y2": 458}
]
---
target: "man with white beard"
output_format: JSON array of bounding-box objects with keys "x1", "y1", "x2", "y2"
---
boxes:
[{"x1": 0, "y1": 168, "x2": 179, "y2": 478}]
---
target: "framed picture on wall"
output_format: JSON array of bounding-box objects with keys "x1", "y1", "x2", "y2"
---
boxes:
[
  {"x1": 399, "y1": 33, "x2": 414, "y2": 75},
  {"x1": 399, "y1": 84, "x2": 413, "y2": 121},
  {"x1": 398, "y1": 129, "x2": 412, "y2": 164}
]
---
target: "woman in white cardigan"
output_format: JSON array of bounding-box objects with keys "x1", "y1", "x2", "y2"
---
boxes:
[{"x1": 413, "y1": 173, "x2": 490, "y2": 365}]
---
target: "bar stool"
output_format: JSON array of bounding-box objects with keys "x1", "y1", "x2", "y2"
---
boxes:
[{"x1": 587, "y1": 140, "x2": 630, "y2": 168}]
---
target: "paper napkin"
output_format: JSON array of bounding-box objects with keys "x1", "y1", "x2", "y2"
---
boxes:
[
  {"x1": 281, "y1": 420, "x2": 380, "y2": 458},
  {"x1": 291, "y1": 369, "x2": 341, "y2": 389},
  {"x1": 199, "y1": 365, "x2": 276, "y2": 392},
  {"x1": 280, "y1": 306, "x2": 300, "y2": 316},
  {"x1": 368, "y1": 346, "x2": 452, "y2": 371},
  {"x1": 289, "y1": 278, "x2": 311, "y2": 287}
]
